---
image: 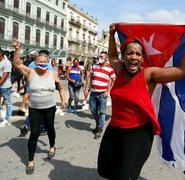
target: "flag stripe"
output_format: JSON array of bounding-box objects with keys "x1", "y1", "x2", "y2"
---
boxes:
[
  {"x1": 158, "y1": 85, "x2": 175, "y2": 161},
  {"x1": 174, "y1": 34, "x2": 185, "y2": 111}
]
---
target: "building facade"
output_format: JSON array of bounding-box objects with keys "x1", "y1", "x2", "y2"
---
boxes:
[
  {"x1": 97, "y1": 30, "x2": 121, "y2": 59},
  {"x1": 0, "y1": 0, "x2": 68, "y2": 62},
  {"x1": 67, "y1": 3, "x2": 98, "y2": 64}
]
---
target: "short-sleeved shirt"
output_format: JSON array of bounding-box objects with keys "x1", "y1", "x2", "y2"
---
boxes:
[
  {"x1": 90, "y1": 64, "x2": 116, "y2": 92},
  {"x1": 0, "y1": 58, "x2": 12, "y2": 88}
]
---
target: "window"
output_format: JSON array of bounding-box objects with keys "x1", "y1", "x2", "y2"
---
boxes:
[
  {"x1": 83, "y1": 33, "x2": 85, "y2": 40},
  {"x1": 54, "y1": 15, "x2": 57, "y2": 27},
  {"x1": 13, "y1": 22, "x2": 19, "y2": 39},
  {"x1": 76, "y1": 31, "x2": 79, "y2": 40},
  {"x1": 93, "y1": 37, "x2": 96, "y2": 45},
  {"x1": 77, "y1": 16, "x2": 80, "y2": 23},
  {"x1": 36, "y1": 29, "x2": 40, "y2": 46},
  {"x1": 70, "y1": 12, "x2": 73, "y2": 20},
  {"x1": 0, "y1": 0, "x2": 5, "y2": 4},
  {"x1": 56, "y1": 0, "x2": 59, "y2": 6},
  {"x1": 45, "y1": 32, "x2": 49, "y2": 47},
  {"x1": 0, "y1": 17, "x2": 5, "y2": 39},
  {"x1": 69, "y1": 28, "x2": 72, "y2": 36},
  {"x1": 63, "y1": 2, "x2": 65, "y2": 9},
  {"x1": 46, "y1": 11, "x2": 50, "y2": 24},
  {"x1": 53, "y1": 34, "x2": 57, "y2": 48},
  {"x1": 61, "y1": 18, "x2": 64, "y2": 29},
  {"x1": 25, "y1": 25, "x2": 31, "y2": 44},
  {"x1": 26, "y1": 2, "x2": 31, "y2": 16},
  {"x1": 37, "y1": 7, "x2": 41, "y2": 21},
  {"x1": 60, "y1": 36, "x2": 64, "y2": 49},
  {"x1": 88, "y1": 35, "x2": 91, "y2": 43},
  {"x1": 14, "y1": 0, "x2": 19, "y2": 9}
]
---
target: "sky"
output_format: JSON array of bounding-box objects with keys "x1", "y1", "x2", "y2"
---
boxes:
[{"x1": 70, "y1": 0, "x2": 185, "y2": 33}]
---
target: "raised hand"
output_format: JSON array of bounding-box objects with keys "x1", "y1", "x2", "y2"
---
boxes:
[
  {"x1": 12, "y1": 39, "x2": 20, "y2": 50},
  {"x1": 109, "y1": 23, "x2": 117, "y2": 34}
]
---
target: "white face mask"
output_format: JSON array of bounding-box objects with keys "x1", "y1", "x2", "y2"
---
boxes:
[{"x1": 99, "y1": 58, "x2": 105, "y2": 64}]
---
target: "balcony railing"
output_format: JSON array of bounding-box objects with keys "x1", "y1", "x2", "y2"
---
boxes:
[
  {"x1": 89, "y1": 28, "x2": 98, "y2": 35},
  {"x1": 68, "y1": 37, "x2": 81, "y2": 44},
  {"x1": 82, "y1": 24, "x2": 88, "y2": 30},
  {"x1": 69, "y1": 18, "x2": 81, "y2": 27}
]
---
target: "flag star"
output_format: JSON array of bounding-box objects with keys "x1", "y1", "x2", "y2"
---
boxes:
[{"x1": 142, "y1": 33, "x2": 162, "y2": 56}]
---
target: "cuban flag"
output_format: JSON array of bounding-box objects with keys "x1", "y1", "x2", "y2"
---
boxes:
[{"x1": 116, "y1": 23, "x2": 185, "y2": 167}]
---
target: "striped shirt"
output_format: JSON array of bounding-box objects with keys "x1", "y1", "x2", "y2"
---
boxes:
[{"x1": 90, "y1": 64, "x2": 115, "y2": 92}]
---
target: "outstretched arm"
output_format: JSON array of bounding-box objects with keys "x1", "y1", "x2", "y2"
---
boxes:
[
  {"x1": 145, "y1": 55, "x2": 185, "y2": 85},
  {"x1": 12, "y1": 40, "x2": 31, "y2": 78},
  {"x1": 108, "y1": 24, "x2": 122, "y2": 75}
]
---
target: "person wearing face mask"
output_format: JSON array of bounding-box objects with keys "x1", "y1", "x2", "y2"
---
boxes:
[
  {"x1": 19, "y1": 51, "x2": 56, "y2": 136},
  {"x1": 84, "y1": 52, "x2": 116, "y2": 139},
  {"x1": 66, "y1": 58, "x2": 83, "y2": 113},
  {"x1": 12, "y1": 40, "x2": 65, "y2": 175}
]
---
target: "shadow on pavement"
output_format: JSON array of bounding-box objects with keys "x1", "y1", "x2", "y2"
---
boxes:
[
  {"x1": 76, "y1": 111, "x2": 94, "y2": 119},
  {"x1": 0, "y1": 138, "x2": 48, "y2": 166},
  {"x1": 46, "y1": 159, "x2": 104, "y2": 180},
  {"x1": 12, "y1": 120, "x2": 24, "y2": 129},
  {"x1": 65, "y1": 119, "x2": 93, "y2": 132},
  {"x1": 13, "y1": 101, "x2": 22, "y2": 108}
]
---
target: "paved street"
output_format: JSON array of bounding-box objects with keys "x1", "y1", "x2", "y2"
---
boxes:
[{"x1": 0, "y1": 80, "x2": 185, "y2": 180}]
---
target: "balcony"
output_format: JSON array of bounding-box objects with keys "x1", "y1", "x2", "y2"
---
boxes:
[
  {"x1": 82, "y1": 40, "x2": 87, "y2": 46},
  {"x1": 35, "y1": 42, "x2": 40, "y2": 47},
  {"x1": 89, "y1": 28, "x2": 98, "y2": 35},
  {"x1": 24, "y1": 39, "x2": 30, "y2": 44},
  {"x1": 82, "y1": 24, "x2": 88, "y2": 30},
  {"x1": 69, "y1": 17, "x2": 81, "y2": 27},
  {"x1": 68, "y1": 36, "x2": 81, "y2": 44}
]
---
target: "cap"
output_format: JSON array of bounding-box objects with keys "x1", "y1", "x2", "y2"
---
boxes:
[
  {"x1": 29, "y1": 50, "x2": 37, "y2": 55},
  {"x1": 92, "y1": 56, "x2": 98, "y2": 59}
]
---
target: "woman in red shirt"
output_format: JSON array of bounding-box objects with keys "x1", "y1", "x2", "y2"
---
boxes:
[{"x1": 97, "y1": 24, "x2": 185, "y2": 180}]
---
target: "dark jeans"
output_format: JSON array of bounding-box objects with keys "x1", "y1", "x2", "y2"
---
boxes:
[
  {"x1": 68, "y1": 83, "x2": 81, "y2": 108},
  {"x1": 28, "y1": 106, "x2": 56, "y2": 161},
  {"x1": 98, "y1": 123, "x2": 154, "y2": 180}
]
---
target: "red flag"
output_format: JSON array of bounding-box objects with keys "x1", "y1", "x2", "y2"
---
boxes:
[{"x1": 116, "y1": 23, "x2": 185, "y2": 67}]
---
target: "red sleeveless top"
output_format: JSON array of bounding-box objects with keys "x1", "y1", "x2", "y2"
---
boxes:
[{"x1": 109, "y1": 68, "x2": 161, "y2": 135}]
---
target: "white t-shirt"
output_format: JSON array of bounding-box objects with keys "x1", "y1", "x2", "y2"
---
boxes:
[{"x1": 0, "y1": 58, "x2": 12, "y2": 88}]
